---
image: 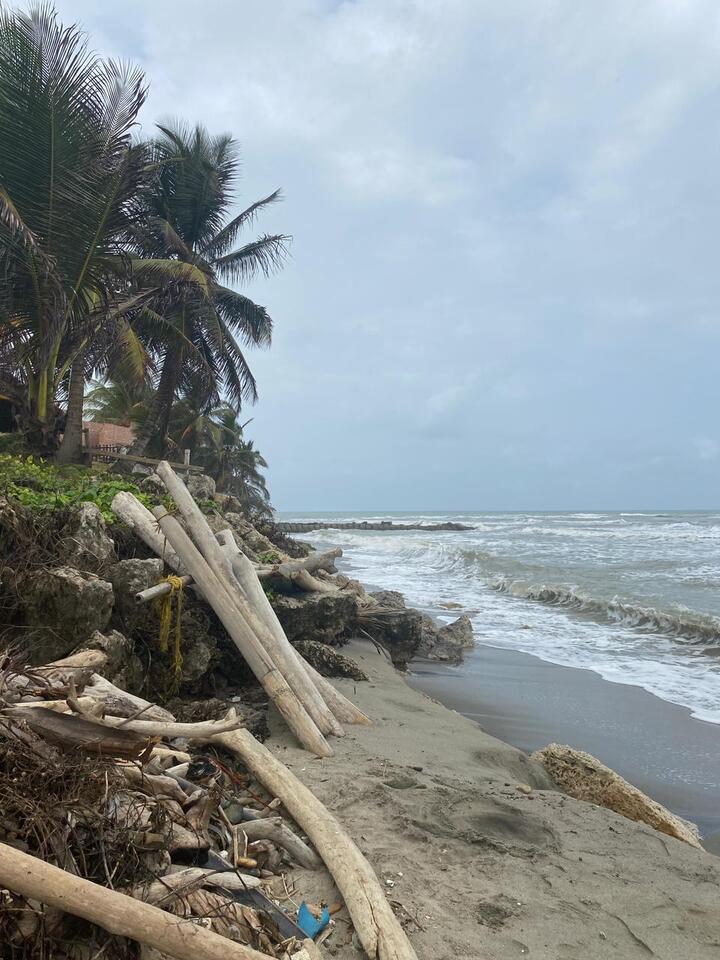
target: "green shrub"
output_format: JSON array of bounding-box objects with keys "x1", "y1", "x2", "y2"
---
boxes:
[{"x1": 0, "y1": 454, "x2": 169, "y2": 523}]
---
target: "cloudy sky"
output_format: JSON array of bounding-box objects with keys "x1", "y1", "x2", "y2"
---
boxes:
[{"x1": 56, "y1": 0, "x2": 720, "y2": 510}]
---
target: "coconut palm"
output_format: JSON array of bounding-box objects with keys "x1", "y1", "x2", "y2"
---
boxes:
[
  {"x1": 0, "y1": 3, "x2": 151, "y2": 455},
  {"x1": 125, "y1": 123, "x2": 289, "y2": 460}
]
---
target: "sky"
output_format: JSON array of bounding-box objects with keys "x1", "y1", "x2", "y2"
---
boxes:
[{"x1": 53, "y1": 0, "x2": 720, "y2": 511}]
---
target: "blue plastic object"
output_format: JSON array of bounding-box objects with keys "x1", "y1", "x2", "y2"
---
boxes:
[{"x1": 297, "y1": 901, "x2": 330, "y2": 939}]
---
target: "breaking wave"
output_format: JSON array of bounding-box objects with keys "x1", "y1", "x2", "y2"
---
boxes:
[{"x1": 490, "y1": 578, "x2": 720, "y2": 647}]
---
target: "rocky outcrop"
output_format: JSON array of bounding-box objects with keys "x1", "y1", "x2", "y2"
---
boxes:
[
  {"x1": 23, "y1": 566, "x2": 114, "y2": 663},
  {"x1": 108, "y1": 558, "x2": 164, "y2": 634},
  {"x1": 185, "y1": 472, "x2": 216, "y2": 501},
  {"x1": 74, "y1": 628, "x2": 143, "y2": 693},
  {"x1": 272, "y1": 590, "x2": 358, "y2": 645},
  {"x1": 138, "y1": 472, "x2": 166, "y2": 498},
  {"x1": 532, "y1": 743, "x2": 702, "y2": 848},
  {"x1": 360, "y1": 591, "x2": 423, "y2": 667},
  {"x1": 224, "y1": 512, "x2": 285, "y2": 562},
  {"x1": 294, "y1": 639, "x2": 368, "y2": 680},
  {"x1": 418, "y1": 613, "x2": 474, "y2": 662},
  {"x1": 61, "y1": 502, "x2": 115, "y2": 570}
]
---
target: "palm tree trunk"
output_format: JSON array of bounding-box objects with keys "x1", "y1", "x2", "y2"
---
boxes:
[
  {"x1": 55, "y1": 349, "x2": 87, "y2": 465},
  {"x1": 125, "y1": 347, "x2": 181, "y2": 461}
]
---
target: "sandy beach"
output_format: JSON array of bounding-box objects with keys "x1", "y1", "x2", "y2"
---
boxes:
[
  {"x1": 270, "y1": 639, "x2": 720, "y2": 960},
  {"x1": 409, "y1": 643, "x2": 720, "y2": 847}
]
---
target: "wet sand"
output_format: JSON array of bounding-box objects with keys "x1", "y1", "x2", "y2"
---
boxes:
[
  {"x1": 273, "y1": 640, "x2": 720, "y2": 959},
  {"x1": 408, "y1": 643, "x2": 720, "y2": 846}
]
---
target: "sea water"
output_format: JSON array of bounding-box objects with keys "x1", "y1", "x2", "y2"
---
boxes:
[{"x1": 279, "y1": 511, "x2": 720, "y2": 725}]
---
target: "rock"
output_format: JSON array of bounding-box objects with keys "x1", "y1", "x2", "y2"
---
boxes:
[
  {"x1": 532, "y1": 743, "x2": 702, "y2": 848},
  {"x1": 418, "y1": 613, "x2": 474, "y2": 662},
  {"x1": 139, "y1": 473, "x2": 166, "y2": 498},
  {"x1": 224, "y1": 512, "x2": 287, "y2": 562},
  {"x1": 23, "y1": 566, "x2": 114, "y2": 663},
  {"x1": 271, "y1": 590, "x2": 358, "y2": 645},
  {"x1": 369, "y1": 590, "x2": 405, "y2": 610},
  {"x1": 74, "y1": 628, "x2": 143, "y2": 693},
  {"x1": 61, "y1": 502, "x2": 115, "y2": 570},
  {"x1": 108, "y1": 558, "x2": 164, "y2": 634},
  {"x1": 185, "y1": 472, "x2": 216, "y2": 500},
  {"x1": 294, "y1": 639, "x2": 368, "y2": 680},
  {"x1": 360, "y1": 591, "x2": 423, "y2": 667}
]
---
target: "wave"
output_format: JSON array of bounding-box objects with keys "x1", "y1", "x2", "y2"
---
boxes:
[{"x1": 490, "y1": 578, "x2": 720, "y2": 647}]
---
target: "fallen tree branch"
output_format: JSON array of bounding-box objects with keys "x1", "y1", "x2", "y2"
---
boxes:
[
  {"x1": 0, "y1": 843, "x2": 274, "y2": 960},
  {"x1": 209, "y1": 730, "x2": 418, "y2": 960},
  {"x1": 2, "y1": 706, "x2": 153, "y2": 760}
]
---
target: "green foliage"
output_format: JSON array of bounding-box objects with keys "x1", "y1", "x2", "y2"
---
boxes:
[
  {"x1": 0, "y1": 454, "x2": 163, "y2": 523},
  {"x1": 258, "y1": 550, "x2": 280, "y2": 565}
]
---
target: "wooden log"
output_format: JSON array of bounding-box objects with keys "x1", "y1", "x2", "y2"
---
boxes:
[
  {"x1": 211, "y1": 730, "x2": 418, "y2": 960},
  {"x1": 137, "y1": 574, "x2": 193, "y2": 603},
  {"x1": 301, "y1": 661, "x2": 372, "y2": 726},
  {"x1": 236, "y1": 816, "x2": 321, "y2": 870},
  {"x1": 136, "y1": 546, "x2": 341, "y2": 602},
  {"x1": 97, "y1": 712, "x2": 243, "y2": 740},
  {"x1": 111, "y1": 491, "x2": 184, "y2": 573},
  {"x1": 0, "y1": 844, "x2": 274, "y2": 960},
  {"x1": 151, "y1": 506, "x2": 332, "y2": 758},
  {"x1": 133, "y1": 867, "x2": 262, "y2": 905},
  {"x1": 155, "y1": 465, "x2": 340, "y2": 740},
  {"x1": 84, "y1": 675, "x2": 175, "y2": 722},
  {"x1": 257, "y1": 547, "x2": 342, "y2": 580},
  {"x1": 2, "y1": 706, "x2": 152, "y2": 760},
  {"x1": 223, "y1": 538, "x2": 368, "y2": 725},
  {"x1": 218, "y1": 532, "x2": 344, "y2": 739}
]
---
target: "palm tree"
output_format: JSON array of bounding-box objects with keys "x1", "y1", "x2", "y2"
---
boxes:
[
  {"x1": 124, "y1": 123, "x2": 289, "y2": 460},
  {"x1": 0, "y1": 3, "x2": 150, "y2": 456},
  {"x1": 84, "y1": 374, "x2": 153, "y2": 427}
]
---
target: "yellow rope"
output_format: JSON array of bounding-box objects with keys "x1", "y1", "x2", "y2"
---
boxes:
[{"x1": 158, "y1": 575, "x2": 185, "y2": 689}]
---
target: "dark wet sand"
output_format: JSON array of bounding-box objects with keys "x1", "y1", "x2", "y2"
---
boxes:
[{"x1": 408, "y1": 643, "x2": 720, "y2": 846}]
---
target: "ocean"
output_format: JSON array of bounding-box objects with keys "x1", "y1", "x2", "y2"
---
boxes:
[{"x1": 280, "y1": 510, "x2": 720, "y2": 726}]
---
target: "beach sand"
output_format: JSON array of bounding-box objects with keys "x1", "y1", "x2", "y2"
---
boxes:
[
  {"x1": 268, "y1": 640, "x2": 720, "y2": 960},
  {"x1": 408, "y1": 643, "x2": 720, "y2": 846}
]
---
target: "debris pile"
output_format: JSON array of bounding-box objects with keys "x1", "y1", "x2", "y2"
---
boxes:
[{"x1": 0, "y1": 462, "x2": 420, "y2": 960}]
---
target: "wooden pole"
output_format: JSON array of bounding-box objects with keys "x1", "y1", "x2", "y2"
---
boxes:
[
  {"x1": 151, "y1": 507, "x2": 332, "y2": 758},
  {"x1": 155, "y1": 463, "x2": 341, "y2": 739},
  {"x1": 217, "y1": 531, "x2": 344, "y2": 738},
  {"x1": 210, "y1": 730, "x2": 418, "y2": 960},
  {"x1": 0, "y1": 844, "x2": 274, "y2": 960}
]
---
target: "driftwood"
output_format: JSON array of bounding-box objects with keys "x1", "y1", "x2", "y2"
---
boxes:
[
  {"x1": 211, "y1": 730, "x2": 418, "y2": 960},
  {"x1": 236, "y1": 816, "x2": 321, "y2": 870},
  {"x1": 84, "y1": 675, "x2": 175, "y2": 722},
  {"x1": 97, "y1": 712, "x2": 243, "y2": 740},
  {"x1": 0, "y1": 843, "x2": 275, "y2": 960},
  {"x1": 111, "y1": 491, "x2": 185, "y2": 573},
  {"x1": 136, "y1": 548, "x2": 344, "y2": 603},
  {"x1": 155, "y1": 464, "x2": 340, "y2": 741},
  {"x1": 218, "y1": 531, "x2": 344, "y2": 739},
  {"x1": 117, "y1": 764, "x2": 190, "y2": 804},
  {"x1": 150, "y1": 504, "x2": 332, "y2": 758},
  {"x1": 2, "y1": 706, "x2": 152, "y2": 760}
]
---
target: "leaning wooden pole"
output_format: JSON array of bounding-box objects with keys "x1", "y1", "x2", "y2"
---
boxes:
[
  {"x1": 210, "y1": 729, "x2": 418, "y2": 960},
  {"x1": 155, "y1": 463, "x2": 342, "y2": 739},
  {"x1": 151, "y1": 506, "x2": 332, "y2": 758},
  {"x1": 223, "y1": 536, "x2": 370, "y2": 726},
  {"x1": 0, "y1": 844, "x2": 275, "y2": 960}
]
